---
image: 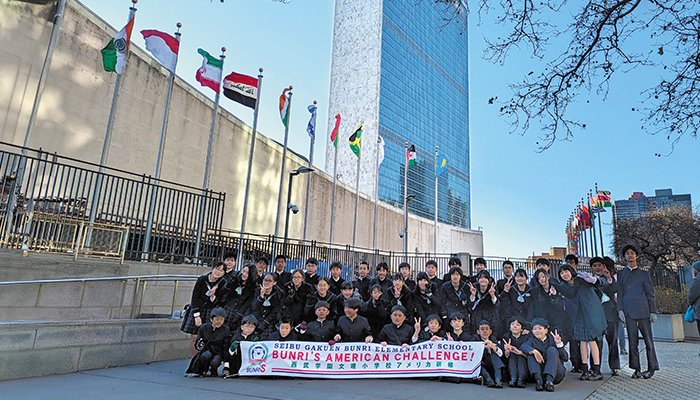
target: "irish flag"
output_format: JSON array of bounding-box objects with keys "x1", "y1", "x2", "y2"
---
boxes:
[
  {"x1": 141, "y1": 29, "x2": 179, "y2": 72},
  {"x1": 102, "y1": 16, "x2": 135, "y2": 74},
  {"x1": 279, "y1": 87, "x2": 291, "y2": 127},
  {"x1": 330, "y1": 113, "x2": 341, "y2": 148},
  {"x1": 407, "y1": 145, "x2": 417, "y2": 168},
  {"x1": 195, "y1": 48, "x2": 223, "y2": 93}
]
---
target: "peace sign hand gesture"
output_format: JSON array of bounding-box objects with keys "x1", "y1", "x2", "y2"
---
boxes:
[
  {"x1": 552, "y1": 329, "x2": 562, "y2": 345},
  {"x1": 468, "y1": 282, "x2": 477, "y2": 296},
  {"x1": 488, "y1": 282, "x2": 497, "y2": 300},
  {"x1": 503, "y1": 277, "x2": 513, "y2": 292}
]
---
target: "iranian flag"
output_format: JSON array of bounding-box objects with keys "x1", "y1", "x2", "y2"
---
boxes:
[
  {"x1": 195, "y1": 48, "x2": 223, "y2": 93},
  {"x1": 330, "y1": 113, "x2": 341, "y2": 148},
  {"x1": 406, "y1": 145, "x2": 417, "y2": 168},
  {"x1": 141, "y1": 29, "x2": 179, "y2": 72},
  {"x1": 223, "y1": 72, "x2": 258, "y2": 109},
  {"x1": 279, "y1": 87, "x2": 291, "y2": 127},
  {"x1": 102, "y1": 16, "x2": 135, "y2": 74}
]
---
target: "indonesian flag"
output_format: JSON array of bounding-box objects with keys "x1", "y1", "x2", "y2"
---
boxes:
[
  {"x1": 195, "y1": 48, "x2": 223, "y2": 93},
  {"x1": 330, "y1": 113, "x2": 341, "y2": 148},
  {"x1": 406, "y1": 145, "x2": 417, "y2": 168},
  {"x1": 279, "y1": 87, "x2": 291, "y2": 127},
  {"x1": 141, "y1": 29, "x2": 179, "y2": 72},
  {"x1": 223, "y1": 72, "x2": 258, "y2": 109},
  {"x1": 102, "y1": 16, "x2": 135, "y2": 74}
]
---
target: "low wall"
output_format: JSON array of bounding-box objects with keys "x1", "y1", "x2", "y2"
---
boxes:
[{"x1": 0, "y1": 318, "x2": 190, "y2": 381}]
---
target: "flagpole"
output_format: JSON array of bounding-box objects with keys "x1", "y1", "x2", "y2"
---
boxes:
[
  {"x1": 372, "y1": 136, "x2": 381, "y2": 252},
  {"x1": 194, "y1": 47, "x2": 225, "y2": 264},
  {"x1": 302, "y1": 100, "x2": 317, "y2": 242},
  {"x1": 329, "y1": 124, "x2": 339, "y2": 245},
  {"x1": 274, "y1": 86, "x2": 292, "y2": 242},
  {"x1": 595, "y1": 183, "x2": 605, "y2": 256},
  {"x1": 143, "y1": 22, "x2": 181, "y2": 261},
  {"x1": 434, "y1": 146, "x2": 438, "y2": 256},
  {"x1": 351, "y1": 141, "x2": 362, "y2": 268},
  {"x1": 403, "y1": 142, "x2": 408, "y2": 260},
  {"x1": 237, "y1": 68, "x2": 264, "y2": 269}
]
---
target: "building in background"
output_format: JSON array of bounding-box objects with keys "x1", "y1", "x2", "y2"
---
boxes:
[
  {"x1": 326, "y1": 0, "x2": 471, "y2": 229},
  {"x1": 613, "y1": 189, "x2": 692, "y2": 221}
]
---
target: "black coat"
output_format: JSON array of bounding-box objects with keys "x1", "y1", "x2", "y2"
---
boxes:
[
  {"x1": 328, "y1": 277, "x2": 346, "y2": 296},
  {"x1": 304, "y1": 319, "x2": 336, "y2": 342},
  {"x1": 304, "y1": 291, "x2": 336, "y2": 323},
  {"x1": 196, "y1": 322, "x2": 230, "y2": 357},
  {"x1": 531, "y1": 284, "x2": 571, "y2": 341},
  {"x1": 361, "y1": 297, "x2": 390, "y2": 338},
  {"x1": 468, "y1": 288, "x2": 502, "y2": 337},
  {"x1": 353, "y1": 277, "x2": 372, "y2": 301},
  {"x1": 281, "y1": 281, "x2": 313, "y2": 325},
  {"x1": 500, "y1": 284, "x2": 535, "y2": 323},
  {"x1": 250, "y1": 285, "x2": 284, "y2": 333},
  {"x1": 332, "y1": 293, "x2": 363, "y2": 324},
  {"x1": 593, "y1": 274, "x2": 619, "y2": 323},
  {"x1": 191, "y1": 273, "x2": 224, "y2": 314},
  {"x1": 520, "y1": 333, "x2": 569, "y2": 363},
  {"x1": 274, "y1": 271, "x2": 292, "y2": 291},
  {"x1": 335, "y1": 315, "x2": 372, "y2": 342},
  {"x1": 555, "y1": 275, "x2": 608, "y2": 339},
  {"x1": 417, "y1": 327, "x2": 446, "y2": 342},
  {"x1": 382, "y1": 285, "x2": 416, "y2": 320},
  {"x1": 440, "y1": 281, "x2": 470, "y2": 320},
  {"x1": 428, "y1": 275, "x2": 444, "y2": 288},
  {"x1": 378, "y1": 323, "x2": 415, "y2": 345},
  {"x1": 218, "y1": 275, "x2": 255, "y2": 321},
  {"x1": 412, "y1": 283, "x2": 443, "y2": 322},
  {"x1": 369, "y1": 276, "x2": 392, "y2": 292},
  {"x1": 304, "y1": 273, "x2": 320, "y2": 287},
  {"x1": 616, "y1": 266, "x2": 657, "y2": 319}
]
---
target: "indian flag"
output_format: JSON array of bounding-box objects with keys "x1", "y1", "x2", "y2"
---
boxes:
[
  {"x1": 195, "y1": 48, "x2": 223, "y2": 93},
  {"x1": 279, "y1": 87, "x2": 291, "y2": 127},
  {"x1": 102, "y1": 16, "x2": 135, "y2": 74},
  {"x1": 407, "y1": 145, "x2": 417, "y2": 168}
]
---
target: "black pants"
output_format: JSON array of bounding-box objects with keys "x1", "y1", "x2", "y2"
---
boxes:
[
  {"x1": 528, "y1": 347, "x2": 565, "y2": 384},
  {"x1": 626, "y1": 316, "x2": 659, "y2": 372},
  {"x1": 480, "y1": 352, "x2": 504, "y2": 382},
  {"x1": 199, "y1": 350, "x2": 223, "y2": 374},
  {"x1": 569, "y1": 339, "x2": 582, "y2": 368},
  {"x1": 507, "y1": 354, "x2": 528, "y2": 383},
  {"x1": 596, "y1": 320, "x2": 620, "y2": 370}
]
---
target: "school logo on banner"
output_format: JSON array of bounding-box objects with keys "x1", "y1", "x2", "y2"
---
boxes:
[{"x1": 249, "y1": 343, "x2": 269, "y2": 365}]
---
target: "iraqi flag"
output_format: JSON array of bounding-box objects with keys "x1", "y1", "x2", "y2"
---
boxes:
[
  {"x1": 141, "y1": 29, "x2": 179, "y2": 72},
  {"x1": 102, "y1": 16, "x2": 135, "y2": 74},
  {"x1": 223, "y1": 72, "x2": 258, "y2": 109},
  {"x1": 195, "y1": 48, "x2": 223, "y2": 93}
]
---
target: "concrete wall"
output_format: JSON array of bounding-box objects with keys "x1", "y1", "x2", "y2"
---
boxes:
[
  {"x1": 0, "y1": 0, "x2": 482, "y2": 255},
  {"x1": 0, "y1": 318, "x2": 190, "y2": 381}
]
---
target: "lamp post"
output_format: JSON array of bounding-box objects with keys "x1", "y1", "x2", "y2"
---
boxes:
[
  {"x1": 402, "y1": 194, "x2": 416, "y2": 261},
  {"x1": 283, "y1": 166, "x2": 314, "y2": 253}
]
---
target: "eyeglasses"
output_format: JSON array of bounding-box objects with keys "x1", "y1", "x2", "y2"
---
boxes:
[{"x1": 263, "y1": 278, "x2": 275, "y2": 283}]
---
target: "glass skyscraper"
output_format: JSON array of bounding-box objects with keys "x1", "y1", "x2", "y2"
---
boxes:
[{"x1": 326, "y1": 0, "x2": 470, "y2": 229}]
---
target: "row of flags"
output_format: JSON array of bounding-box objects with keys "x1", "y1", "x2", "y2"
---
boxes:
[{"x1": 566, "y1": 189, "x2": 612, "y2": 257}]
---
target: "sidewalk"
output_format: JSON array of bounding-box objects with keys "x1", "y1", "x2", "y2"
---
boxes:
[{"x1": 0, "y1": 340, "x2": 697, "y2": 400}]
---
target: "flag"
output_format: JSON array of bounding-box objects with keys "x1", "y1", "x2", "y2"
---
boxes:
[
  {"x1": 349, "y1": 124, "x2": 362, "y2": 157},
  {"x1": 195, "y1": 48, "x2": 223, "y2": 93},
  {"x1": 407, "y1": 145, "x2": 417, "y2": 168},
  {"x1": 377, "y1": 136, "x2": 385, "y2": 166},
  {"x1": 591, "y1": 205, "x2": 607, "y2": 213},
  {"x1": 223, "y1": 72, "x2": 258, "y2": 108},
  {"x1": 580, "y1": 205, "x2": 592, "y2": 228},
  {"x1": 141, "y1": 29, "x2": 179, "y2": 72},
  {"x1": 590, "y1": 195, "x2": 599, "y2": 207},
  {"x1": 596, "y1": 190, "x2": 612, "y2": 207},
  {"x1": 307, "y1": 103, "x2": 317, "y2": 138},
  {"x1": 435, "y1": 154, "x2": 448, "y2": 177},
  {"x1": 330, "y1": 113, "x2": 341, "y2": 148},
  {"x1": 102, "y1": 16, "x2": 135, "y2": 74},
  {"x1": 279, "y1": 88, "x2": 291, "y2": 127}
]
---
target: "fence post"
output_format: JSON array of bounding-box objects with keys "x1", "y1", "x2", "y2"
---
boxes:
[{"x1": 73, "y1": 221, "x2": 84, "y2": 261}]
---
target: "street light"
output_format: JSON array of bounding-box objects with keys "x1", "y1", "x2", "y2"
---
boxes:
[
  {"x1": 403, "y1": 194, "x2": 416, "y2": 260},
  {"x1": 283, "y1": 166, "x2": 314, "y2": 252}
]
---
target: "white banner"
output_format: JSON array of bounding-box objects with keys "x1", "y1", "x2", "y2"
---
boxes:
[{"x1": 239, "y1": 341, "x2": 484, "y2": 379}]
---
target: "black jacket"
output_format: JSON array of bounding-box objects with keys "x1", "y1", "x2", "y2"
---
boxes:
[
  {"x1": 328, "y1": 277, "x2": 346, "y2": 296},
  {"x1": 440, "y1": 281, "x2": 470, "y2": 319},
  {"x1": 190, "y1": 273, "x2": 224, "y2": 314},
  {"x1": 196, "y1": 322, "x2": 230, "y2": 357},
  {"x1": 428, "y1": 275, "x2": 444, "y2": 288},
  {"x1": 378, "y1": 322, "x2": 415, "y2": 345},
  {"x1": 353, "y1": 277, "x2": 372, "y2": 301},
  {"x1": 250, "y1": 285, "x2": 284, "y2": 332},
  {"x1": 335, "y1": 315, "x2": 372, "y2": 342},
  {"x1": 531, "y1": 283, "x2": 571, "y2": 341},
  {"x1": 332, "y1": 293, "x2": 363, "y2": 324},
  {"x1": 281, "y1": 281, "x2": 313, "y2": 325},
  {"x1": 417, "y1": 327, "x2": 446, "y2": 342},
  {"x1": 304, "y1": 272, "x2": 320, "y2": 287},
  {"x1": 361, "y1": 297, "x2": 390, "y2": 338},
  {"x1": 305, "y1": 291, "x2": 337, "y2": 323},
  {"x1": 412, "y1": 283, "x2": 443, "y2": 322},
  {"x1": 218, "y1": 275, "x2": 255, "y2": 320},
  {"x1": 382, "y1": 285, "x2": 415, "y2": 320},
  {"x1": 500, "y1": 284, "x2": 535, "y2": 323},
  {"x1": 369, "y1": 276, "x2": 392, "y2": 292},
  {"x1": 304, "y1": 319, "x2": 336, "y2": 342},
  {"x1": 520, "y1": 333, "x2": 569, "y2": 363}
]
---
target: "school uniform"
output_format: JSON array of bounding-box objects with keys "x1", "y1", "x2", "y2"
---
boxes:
[
  {"x1": 428, "y1": 275, "x2": 444, "y2": 288},
  {"x1": 250, "y1": 285, "x2": 284, "y2": 335},
  {"x1": 500, "y1": 284, "x2": 535, "y2": 326},
  {"x1": 361, "y1": 297, "x2": 390, "y2": 338},
  {"x1": 404, "y1": 279, "x2": 416, "y2": 292},
  {"x1": 496, "y1": 276, "x2": 512, "y2": 296},
  {"x1": 531, "y1": 283, "x2": 572, "y2": 344},
  {"x1": 332, "y1": 293, "x2": 362, "y2": 324},
  {"x1": 304, "y1": 319, "x2": 336, "y2": 342},
  {"x1": 369, "y1": 276, "x2": 392, "y2": 292},
  {"x1": 218, "y1": 276, "x2": 255, "y2": 330},
  {"x1": 378, "y1": 322, "x2": 415, "y2": 345},
  {"x1": 191, "y1": 322, "x2": 230, "y2": 375},
  {"x1": 382, "y1": 285, "x2": 416, "y2": 320},
  {"x1": 440, "y1": 281, "x2": 470, "y2": 321},
  {"x1": 227, "y1": 329, "x2": 261, "y2": 374},
  {"x1": 417, "y1": 327, "x2": 446, "y2": 342},
  {"x1": 472, "y1": 333, "x2": 505, "y2": 385},
  {"x1": 328, "y1": 276, "x2": 346, "y2": 296},
  {"x1": 448, "y1": 329, "x2": 471, "y2": 342},
  {"x1": 353, "y1": 276, "x2": 372, "y2": 301},
  {"x1": 304, "y1": 272, "x2": 320, "y2": 287},
  {"x1": 468, "y1": 288, "x2": 502, "y2": 338},
  {"x1": 520, "y1": 332, "x2": 568, "y2": 384},
  {"x1": 555, "y1": 276, "x2": 607, "y2": 342},
  {"x1": 274, "y1": 271, "x2": 292, "y2": 291},
  {"x1": 412, "y1": 283, "x2": 443, "y2": 323},
  {"x1": 181, "y1": 273, "x2": 223, "y2": 334},
  {"x1": 501, "y1": 331, "x2": 530, "y2": 385},
  {"x1": 281, "y1": 281, "x2": 313, "y2": 325},
  {"x1": 266, "y1": 331, "x2": 299, "y2": 341},
  {"x1": 594, "y1": 274, "x2": 620, "y2": 372},
  {"x1": 304, "y1": 291, "x2": 336, "y2": 323},
  {"x1": 335, "y1": 315, "x2": 372, "y2": 342}
]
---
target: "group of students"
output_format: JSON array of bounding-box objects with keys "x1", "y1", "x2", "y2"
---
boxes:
[{"x1": 181, "y1": 245, "x2": 660, "y2": 391}]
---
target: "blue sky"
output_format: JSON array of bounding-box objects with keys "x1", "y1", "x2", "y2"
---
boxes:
[{"x1": 80, "y1": 0, "x2": 698, "y2": 259}]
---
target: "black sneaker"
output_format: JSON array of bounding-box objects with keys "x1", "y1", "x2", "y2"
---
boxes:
[
  {"x1": 587, "y1": 371, "x2": 603, "y2": 381},
  {"x1": 535, "y1": 380, "x2": 544, "y2": 391},
  {"x1": 579, "y1": 371, "x2": 590, "y2": 381},
  {"x1": 544, "y1": 380, "x2": 555, "y2": 392},
  {"x1": 641, "y1": 370, "x2": 654, "y2": 379},
  {"x1": 631, "y1": 370, "x2": 642, "y2": 379},
  {"x1": 611, "y1": 369, "x2": 620, "y2": 376},
  {"x1": 571, "y1": 366, "x2": 583, "y2": 373},
  {"x1": 508, "y1": 380, "x2": 517, "y2": 388}
]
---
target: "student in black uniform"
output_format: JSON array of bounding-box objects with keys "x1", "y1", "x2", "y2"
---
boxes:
[
  {"x1": 442, "y1": 257, "x2": 465, "y2": 283},
  {"x1": 303, "y1": 301, "x2": 336, "y2": 342},
  {"x1": 531, "y1": 268, "x2": 571, "y2": 345},
  {"x1": 182, "y1": 262, "x2": 226, "y2": 356},
  {"x1": 218, "y1": 263, "x2": 256, "y2": 330},
  {"x1": 378, "y1": 305, "x2": 418, "y2": 347},
  {"x1": 496, "y1": 260, "x2": 514, "y2": 295},
  {"x1": 399, "y1": 262, "x2": 416, "y2": 291},
  {"x1": 446, "y1": 312, "x2": 470, "y2": 342},
  {"x1": 501, "y1": 316, "x2": 530, "y2": 388},
  {"x1": 441, "y1": 266, "x2": 470, "y2": 324},
  {"x1": 281, "y1": 269, "x2": 313, "y2": 325},
  {"x1": 500, "y1": 268, "x2": 535, "y2": 326},
  {"x1": 362, "y1": 284, "x2": 390, "y2": 339},
  {"x1": 383, "y1": 273, "x2": 415, "y2": 320},
  {"x1": 466, "y1": 258, "x2": 488, "y2": 284},
  {"x1": 413, "y1": 272, "x2": 443, "y2": 323},
  {"x1": 223, "y1": 315, "x2": 261, "y2": 378},
  {"x1": 250, "y1": 272, "x2": 284, "y2": 337},
  {"x1": 187, "y1": 307, "x2": 230, "y2": 377},
  {"x1": 333, "y1": 297, "x2": 373, "y2": 343},
  {"x1": 304, "y1": 257, "x2": 320, "y2": 286},
  {"x1": 592, "y1": 257, "x2": 621, "y2": 376},
  {"x1": 424, "y1": 260, "x2": 443, "y2": 288},
  {"x1": 467, "y1": 270, "x2": 501, "y2": 338},
  {"x1": 253, "y1": 256, "x2": 268, "y2": 285},
  {"x1": 473, "y1": 319, "x2": 505, "y2": 388},
  {"x1": 520, "y1": 318, "x2": 568, "y2": 392},
  {"x1": 370, "y1": 262, "x2": 392, "y2": 292},
  {"x1": 332, "y1": 281, "x2": 361, "y2": 323},
  {"x1": 328, "y1": 261, "x2": 345, "y2": 295},
  {"x1": 353, "y1": 261, "x2": 371, "y2": 300},
  {"x1": 222, "y1": 251, "x2": 238, "y2": 277},
  {"x1": 273, "y1": 255, "x2": 291, "y2": 291},
  {"x1": 304, "y1": 277, "x2": 337, "y2": 322},
  {"x1": 266, "y1": 316, "x2": 299, "y2": 341},
  {"x1": 415, "y1": 314, "x2": 445, "y2": 342}
]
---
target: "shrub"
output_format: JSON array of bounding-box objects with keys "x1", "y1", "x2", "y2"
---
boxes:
[{"x1": 653, "y1": 287, "x2": 688, "y2": 314}]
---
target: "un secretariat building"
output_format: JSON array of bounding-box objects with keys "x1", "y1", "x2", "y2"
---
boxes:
[{"x1": 326, "y1": 0, "x2": 470, "y2": 231}]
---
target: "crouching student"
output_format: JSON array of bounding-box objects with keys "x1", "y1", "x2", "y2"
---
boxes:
[
  {"x1": 187, "y1": 307, "x2": 230, "y2": 377},
  {"x1": 223, "y1": 315, "x2": 261, "y2": 378},
  {"x1": 266, "y1": 316, "x2": 299, "y2": 341},
  {"x1": 416, "y1": 314, "x2": 445, "y2": 342},
  {"x1": 378, "y1": 305, "x2": 418, "y2": 347},
  {"x1": 304, "y1": 301, "x2": 336, "y2": 342},
  {"x1": 472, "y1": 319, "x2": 505, "y2": 388},
  {"x1": 446, "y1": 312, "x2": 470, "y2": 342},
  {"x1": 520, "y1": 318, "x2": 568, "y2": 392},
  {"x1": 501, "y1": 316, "x2": 529, "y2": 388},
  {"x1": 334, "y1": 297, "x2": 373, "y2": 343}
]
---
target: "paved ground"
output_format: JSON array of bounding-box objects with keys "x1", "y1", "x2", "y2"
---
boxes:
[{"x1": 1, "y1": 341, "x2": 698, "y2": 400}]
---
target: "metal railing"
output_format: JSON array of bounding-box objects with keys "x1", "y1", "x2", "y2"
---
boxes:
[{"x1": 0, "y1": 274, "x2": 199, "y2": 321}]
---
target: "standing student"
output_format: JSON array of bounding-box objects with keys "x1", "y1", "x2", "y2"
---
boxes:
[
  {"x1": 218, "y1": 263, "x2": 256, "y2": 330},
  {"x1": 304, "y1": 277, "x2": 337, "y2": 322},
  {"x1": 328, "y1": 262, "x2": 346, "y2": 295},
  {"x1": 370, "y1": 262, "x2": 392, "y2": 292},
  {"x1": 186, "y1": 307, "x2": 230, "y2": 377},
  {"x1": 467, "y1": 270, "x2": 501, "y2": 338},
  {"x1": 530, "y1": 258, "x2": 559, "y2": 287},
  {"x1": 361, "y1": 284, "x2": 390, "y2": 338},
  {"x1": 424, "y1": 260, "x2": 443, "y2": 288},
  {"x1": 520, "y1": 318, "x2": 568, "y2": 392},
  {"x1": 564, "y1": 254, "x2": 582, "y2": 374},
  {"x1": 441, "y1": 266, "x2": 470, "y2": 324},
  {"x1": 616, "y1": 245, "x2": 659, "y2": 379},
  {"x1": 500, "y1": 268, "x2": 535, "y2": 327},
  {"x1": 253, "y1": 257, "x2": 268, "y2": 285},
  {"x1": 182, "y1": 262, "x2": 226, "y2": 356},
  {"x1": 304, "y1": 257, "x2": 320, "y2": 287},
  {"x1": 281, "y1": 269, "x2": 313, "y2": 325},
  {"x1": 353, "y1": 261, "x2": 372, "y2": 300},
  {"x1": 413, "y1": 272, "x2": 443, "y2": 323},
  {"x1": 687, "y1": 261, "x2": 700, "y2": 355},
  {"x1": 332, "y1": 281, "x2": 361, "y2": 324},
  {"x1": 501, "y1": 316, "x2": 529, "y2": 388},
  {"x1": 250, "y1": 272, "x2": 284, "y2": 337},
  {"x1": 466, "y1": 258, "x2": 488, "y2": 285},
  {"x1": 399, "y1": 262, "x2": 416, "y2": 291},
  {"x1": 383, "y1": 273, "x2": 415, "y2": 321},
  {"x1": 442, "y1": 257, "x2": 465, "y2": 283},
  {"x1": 496, "y1": 261, "x2": 514, "y2": 295},
  {"x1": 273, "y1": 255, "x2": 291, "y2": 291},
  {"x1": 531, "y1": 268, "x2": 571, "y2": 347},
  {"x1": 556, "y1": 264, "x2": 607, "y2": 381},
  {"x1": 591, "y1": 256, "x2": 621, "y2": 376},
  {"x1": 334, "y1": 297, "x2": 373, "y2": 343}
]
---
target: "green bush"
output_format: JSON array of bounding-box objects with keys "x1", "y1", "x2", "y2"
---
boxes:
[{"x1": 654, "y1": 287, "x2": 689, "y2": 314}]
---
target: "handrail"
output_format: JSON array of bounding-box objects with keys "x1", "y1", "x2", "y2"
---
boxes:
[{"x1": 0, "y1": 274, "x2": 200, "y2": 286}]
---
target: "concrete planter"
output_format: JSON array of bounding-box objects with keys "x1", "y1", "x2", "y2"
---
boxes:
[
  {"x1": 683, "y1": 320, "x2": 700, "y2": 340},
  {"x1": 651, "y1": 314, "x2": 685, "y2": 342}
]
